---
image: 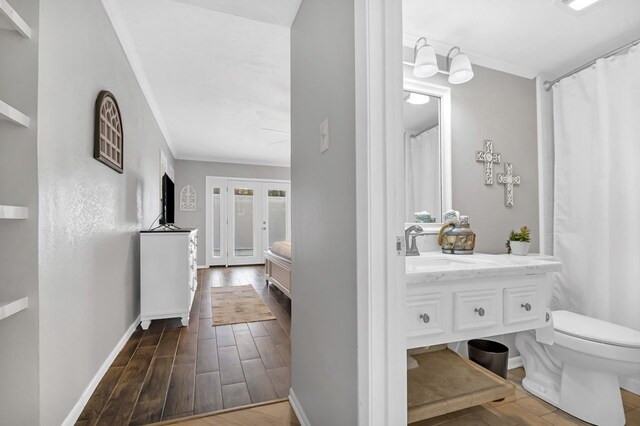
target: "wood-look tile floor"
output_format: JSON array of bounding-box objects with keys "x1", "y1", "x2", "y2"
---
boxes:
[
  {"x1": 155, "y1": 400, "x2": 299, "y2": 425},
  {"x1": 76, "y1": 265, "x2": 291, "y2": 426},
  {"x1": 413, "y1": 367, "x2": 640, "y2": 425}
]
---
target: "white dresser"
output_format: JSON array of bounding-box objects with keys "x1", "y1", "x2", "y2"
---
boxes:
[{"x1": 140, "y1": 229, "x2": 198, "y2": 329}]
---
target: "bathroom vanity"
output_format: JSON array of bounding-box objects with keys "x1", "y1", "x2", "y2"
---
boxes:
[
  {"x1": 406, "y1": 252, "x2": 561, "y2": 349},
  {"x1": 405, "y1": 252, "x2": 562, "y2": 422}
]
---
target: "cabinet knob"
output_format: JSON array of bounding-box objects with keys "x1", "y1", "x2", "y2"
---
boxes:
[
  {"x1": 521, "y1": 303, "x2": 532, "y2": 312},
  {"x1": 419, "y1": 313, "x2": 430, "y2": 324},
  {"x1": 474, "y1": 307, "x2": 485, "y2": 317}
]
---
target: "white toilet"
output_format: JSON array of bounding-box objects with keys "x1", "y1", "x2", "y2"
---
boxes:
[{"x1": 516, "y1": 310, "x2": 640, "y2": 426}]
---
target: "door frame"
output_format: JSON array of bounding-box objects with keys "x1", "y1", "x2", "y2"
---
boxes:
[
  {"x1": 355, "y1": 0, "x2": 406, "y2": 424},
  {"x1": 205, "y1": 176, "x2": 291, "y2": 267}
]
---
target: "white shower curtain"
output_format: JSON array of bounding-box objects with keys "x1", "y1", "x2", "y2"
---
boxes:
[
  {"x1": 552, "y1": 47, "x2": 640, "y2": 337},
  {"x1": 404, "y1": 127, "x2": 440, "y2": 222}
]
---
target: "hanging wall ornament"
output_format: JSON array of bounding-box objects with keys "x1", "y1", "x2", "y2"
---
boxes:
[
  {"x1": 475, "y1": 140, "x2": 501, "y2": 185},
  {"x1": 497, "y1": 163, "x2": 521, "y2": 207},
  {"x1": 180, "y1": 185, "x2": 197, "y2": 211}
]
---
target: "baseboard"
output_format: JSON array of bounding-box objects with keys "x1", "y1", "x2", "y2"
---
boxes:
[
  {"x1": 507, "y1": 356, "x2": 523, "y2": 370},
  {"x1": 62, "y1": 315, "x2": 141, "y2": 426},
  {"x1": 621, "y1": 375, "x2": 640, "y2": 395},
  {"x1": 197, "y1": 265, "x2": 208, "y2": 269},
  {"x1": 289, "y1": 388, "x2": 311, "y2": 426}
]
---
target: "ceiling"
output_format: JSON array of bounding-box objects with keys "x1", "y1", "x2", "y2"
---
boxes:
[
  {"x1": 403, "y1": 95, "x2": 439, "y2": 133},
  {"x1": 115, "y1": 0, "x2": 300, "y2": 166},
  {"x1": 403, "y1": 0, "x2": 640, "y2": 79}
]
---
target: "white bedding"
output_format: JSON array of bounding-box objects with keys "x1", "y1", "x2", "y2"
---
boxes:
[{"x1": 270, "y1": 240, "x2": 291, "y2": 260}]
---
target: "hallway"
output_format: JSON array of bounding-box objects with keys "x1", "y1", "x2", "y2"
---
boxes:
[{"x1": 76, "y1": 266, "x2": 291, "y2": 425}]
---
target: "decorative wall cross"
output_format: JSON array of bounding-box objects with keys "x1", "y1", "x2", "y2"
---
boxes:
[
  {"x1": 497, "y1": 163, "x2": 521, "y2": 207},
  {"x1": 475, "y1": 140, "x2": 501, "y2": 185}
]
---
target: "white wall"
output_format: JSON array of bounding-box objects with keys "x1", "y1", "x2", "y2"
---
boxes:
[
  {"x1": 290, "y1": 0, "x2": 359, "y2": 424},
  {"x1": 0, "y1": 0, "x2": 40, "y2": 423},
  {"x1": 174, "y1": 159, "x2": 290, "y2": 265},
  {"x1": 37, "y1": 0, "x2": 175, "y2": 423}
]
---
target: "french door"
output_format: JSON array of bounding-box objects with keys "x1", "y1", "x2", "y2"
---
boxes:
[{"x1": 206, "y1": 177, "x2": 291, "y2": 266}]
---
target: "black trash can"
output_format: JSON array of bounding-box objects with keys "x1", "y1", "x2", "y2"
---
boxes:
[{"x1": 467, "y1": 339, "x2": 509, "y2": 379}]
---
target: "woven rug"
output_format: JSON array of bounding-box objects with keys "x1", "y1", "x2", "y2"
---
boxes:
[{"x1": 211, "y1": 285, "x2": 276, "y2": 325}]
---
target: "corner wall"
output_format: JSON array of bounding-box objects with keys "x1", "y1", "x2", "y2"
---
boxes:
[
  {"x1": 37, "y1": 0, "x2": 174, "y2": 423},
  {"x1": 290, "y1": 0, "x2": 359, "y2": 424},
  {"x1": 173, "y1": 160, "x2": 290, "y2": 265},
  {"x1": 0, "y1": 0, "x2": 40, "y2": 423}
]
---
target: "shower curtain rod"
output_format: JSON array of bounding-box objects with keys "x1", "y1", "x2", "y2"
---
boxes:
[{"x1": 544, "y1": 38, "x2": 640, "y2": 91}]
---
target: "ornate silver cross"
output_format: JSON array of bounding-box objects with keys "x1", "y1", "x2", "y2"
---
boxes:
[
  {"x1": 497, "y1": 163, "x2": 521, "y2": 207},
  {"x1": 476, "y1": 140, "x2": 501, "y2": 185}
]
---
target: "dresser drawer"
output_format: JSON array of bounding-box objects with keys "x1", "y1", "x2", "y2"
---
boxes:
[
  {"x1": 453, "y1": 289, "x2": 500, "y2": 332},
  {"x1": 407, "y1": 293, "x2": 445, "y2": 338},
  {"x1": 504, "y1": 286, "x2": 543, "y2": 325}
]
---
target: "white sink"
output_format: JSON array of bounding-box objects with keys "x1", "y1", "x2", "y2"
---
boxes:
[{"x1": 405, "y1": 254, "x2": 496, "y2": 273}]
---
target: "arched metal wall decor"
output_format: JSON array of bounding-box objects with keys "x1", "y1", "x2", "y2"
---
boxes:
[{"x1": 94, "y1": 91, "x2": 124, "y2": 173}]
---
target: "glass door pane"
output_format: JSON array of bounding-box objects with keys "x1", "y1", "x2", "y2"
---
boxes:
[
  {"x1": 233, "y1": 187, "x2": 255, "y2": 258},
  {"x1": 206, "y1": 177, "x2": 227, "y2": 266},
  {"x1": 262, "y1": 183, "x2": 291, "y2": 254},
  {"x1": 212, "y1": 188, "x2": 222, "y2": 258},
  {"x1": 228, "y1": 180, "x2": 262, "y2": 265}
]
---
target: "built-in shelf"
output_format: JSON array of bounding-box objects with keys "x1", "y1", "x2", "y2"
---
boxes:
[
  {"x1": 408, "y1": 348, "x2": 515, "y2": 423},
  {"x1": 0, "y1": 0, "x2": 31, "y2": 38},
  {"x1": 0, "y1": 297, "x2": 28, "y2": 321},
  {"x1": 0, "y1": 99, "x2": 29, "y2": 127},
  {"x1": 0, "y1": 205, "x2": 28, "y2": 219}
]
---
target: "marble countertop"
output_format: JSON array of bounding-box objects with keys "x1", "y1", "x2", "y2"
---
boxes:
[{"x1": 406, "y1": 252, "x2": 563, "y2": 284}]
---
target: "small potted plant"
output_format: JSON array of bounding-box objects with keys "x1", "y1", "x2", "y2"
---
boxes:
[{"x1": 506, "y1": 226, "x2": 531, "y2": 256}]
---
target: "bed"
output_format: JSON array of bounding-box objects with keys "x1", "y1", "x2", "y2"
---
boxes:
[{"x1": 264, "y1": 240, "x2": 291, "y2": 299}]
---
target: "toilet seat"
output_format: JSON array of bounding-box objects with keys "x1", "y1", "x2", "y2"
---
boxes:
[{"x1": 553, "y1": 310, "x2": 640, "y2": 348}]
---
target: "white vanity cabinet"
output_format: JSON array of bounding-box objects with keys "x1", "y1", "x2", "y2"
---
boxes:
[
  {"x1": 140, "y1": 229, "x2": 198, "y2": 330},
  {"x1": 406, "y1": 254, "x2": 560, "y2": 349}
]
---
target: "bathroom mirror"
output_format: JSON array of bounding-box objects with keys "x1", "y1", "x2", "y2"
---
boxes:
[{"x1": 403, "y1": 79, "x2": 452, "y2": 229}]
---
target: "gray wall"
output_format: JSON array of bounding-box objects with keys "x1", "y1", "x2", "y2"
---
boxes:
[
  {"x1": 404, "y1": 52, "x2": 539, "y2": 253},
  {"x1": 37, "y1": 0, "x2": 175, "y2": 423},
  {"x1": 0, "y1": 0, "x2": 40, "y2": 424},
  {"x1": 291, "y1": 0, "x2": 358, "y2": 424},
  {"x1": 174, "y1": 159, "x2": 290, "y2": 265}
]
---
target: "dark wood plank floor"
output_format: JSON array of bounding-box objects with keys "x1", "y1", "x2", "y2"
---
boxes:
[{"x1": 76, "y1": 265, "x2": 291, "y2": 425}]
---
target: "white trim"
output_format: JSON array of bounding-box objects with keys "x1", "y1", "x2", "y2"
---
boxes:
[
  {"x1": 197, "y1": 264, "x2": 208, "y2": 269},
  {"x1": 0, "y1": 205, "x2": 29, "y2": 219},
  {"x1": 288, "y1": 389, "x2": 311, "y2": 426},
  {"x1": 100, "y1": 0, "x2": 177, "y2": 157},
  {"x1": 508, "y1": 355, "x2": 523, "y2": 370},
  {"x1": 356, "y1": 0, "x2": 406, "y2": 424},
  {"x1": 621, "y1": 376, "x2": 640, "y2": 395},
  {"x1": 176, "y1": 154, "x2": 290, "y2": 168},
  {"x1": 403, "y1": 33, "x2": 538, "y2": 80},
  {"x1": 0, "y1": 297, "x2": 28, "y2": 321},
  {"x1": 402, "y1": 78, "x2": 452, "y2": 220},
  {"x1": 0, "y1": 0, "x2": 32, "y2": 38},
  {"x1": 62, "y1": 315, "x2": 141, "y2": 426},
  {"x1": 0, "y1": 99, "x2": 30, "y2": 127}
]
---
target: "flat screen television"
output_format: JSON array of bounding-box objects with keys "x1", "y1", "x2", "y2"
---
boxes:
[{"x1": 160, "y1": 173, "x2": 175, "y2": 225}]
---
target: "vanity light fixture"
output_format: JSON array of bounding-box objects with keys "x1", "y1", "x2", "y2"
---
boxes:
[
  {"x1": 413, "y1": 37, "x2": 439, "y2": 78},
  {"x1": 404, "y1": 91, "x2": 431, "y2": 105},
  {"x1": 446, "y1": 47, "x2": 474, "y2": 85},
  {"x1": 407, "y1": 37, "x2": 474, "y2": 85}
]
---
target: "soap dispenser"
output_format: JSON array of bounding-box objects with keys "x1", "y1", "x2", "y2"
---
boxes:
[{"x1": 437, "y1": 214, "x2": 476, "y2": 255}]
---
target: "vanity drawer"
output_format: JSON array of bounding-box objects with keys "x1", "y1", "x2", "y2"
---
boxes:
[
  {"x1": 407, "y1": 293, "x2": 445, "y2": 338},
  {"x1": 453, "y1": 289, "x2": 500, "y2": 332},
  {"x1": 504, "y1": 286, "x2": 543, "y2": 325}
]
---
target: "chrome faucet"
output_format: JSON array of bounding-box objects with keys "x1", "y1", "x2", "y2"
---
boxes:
[{"x1": 405, "y1": 225, "x2": 424, "y2": 256}]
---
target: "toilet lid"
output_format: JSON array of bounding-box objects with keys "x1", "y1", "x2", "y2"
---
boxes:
[{"x1": 553, "y1": 310, "x2": 640, "y2": 348}]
